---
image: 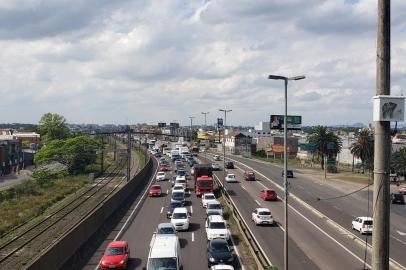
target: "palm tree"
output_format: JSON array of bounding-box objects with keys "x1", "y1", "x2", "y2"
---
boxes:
[
  {"x1": 391, "y1": 148, "x2": 406, "y2": 181},
  {"x1": 350, "y1": 129, "x2": 374, "y2": 173},
  {"x1": 307, "y1": 126, "x2": 342, "y2": 170}
]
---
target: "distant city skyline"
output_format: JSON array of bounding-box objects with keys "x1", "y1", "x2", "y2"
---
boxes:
[{"x1": 0, "y1": 1, "x2": 405, "y2": 126}]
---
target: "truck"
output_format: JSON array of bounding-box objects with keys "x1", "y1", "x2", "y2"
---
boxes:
[
  {"x1": 147, "y1": 234, "x2": 181, "y2": 270},
  {"x1": 193, "y1": 164, "x2": 214, "y2": 197}
]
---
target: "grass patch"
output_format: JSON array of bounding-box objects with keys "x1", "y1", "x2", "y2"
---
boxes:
[
  {"x1": 0, "y1": 175, "x2": 88, "y2": 238},
  {"x1": 134, "y1": 147, "x2": 147, "y2": 169}
]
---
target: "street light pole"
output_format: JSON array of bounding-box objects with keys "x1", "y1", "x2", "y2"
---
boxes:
[
  {"x1": 201, "y1": 112, "x2": 210, "y2": 161},
  {"x1": 189, "y1": 116, "x2": 195, "y2": 143},
  {"x1": 219, "y1": 109, "x2": 232, "y2": 189},
  {"x1": 268, "y1": 74, "x2": 305, "y2": 270}
]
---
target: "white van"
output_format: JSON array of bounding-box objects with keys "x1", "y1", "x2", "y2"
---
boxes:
[
  {"x1": 147, "y1": 234, "x2": 181, "y2": 270},
  {"x1": 170, "y1": 150, "x2": 180, "y2": 158}
]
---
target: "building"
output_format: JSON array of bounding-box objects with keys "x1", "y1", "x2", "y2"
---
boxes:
[
  {"x1": 0, "y1": 137, "x2": 23, "y2": 176},
  {"x1": 223, "y1": 131, "x2": 252, "y2": 155},
  {"x1": 14, "y1": 132, "x2": 41, "y2": 149},
  {"x1": 255, "y1": 136, "x2": 299, "y2": 158}
]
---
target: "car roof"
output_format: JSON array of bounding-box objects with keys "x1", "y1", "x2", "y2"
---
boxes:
[
  {"x1": 158, "y1": 223, "x2": 174, "y2": 229},
  {"x1": 208, "y1": 215, "x2": 225, "y2": 222},
  {"x1": 173, "y1": 184, "x2": 184, "y2": 188},
  {"x1": 212, "y1": 265, "x2": 234, "y2": 270},
  {"x1": 255, "y1": 207, "x2": 271, "y2": 212},
  {"x1": 227, "y1": 173, "x2": 235, "y2": 176},
  {"x1": 157, "y1": 171, "x2": 165, "y2": 174},
  {"x1": 173, "y1": 207, "x2": 188, "y2": 213},
  {"x1": 207, "y1": 200, "x2": 221, "y2": 205},
  {"x1": 107, "y1": 240, "x2": 127, "y2": 248},
  {"x1": 204, "y1": 193, "x2": 215, "y2": 197},
  {"x1": 149, "y1": 235, "x2": 178, "y2": 258},
  {"x1": 209, "y1": 238, "x2": 228, "y2": 245},
  {"x1": 356, "y1": 216, "x2": 373, "y2": 220}
]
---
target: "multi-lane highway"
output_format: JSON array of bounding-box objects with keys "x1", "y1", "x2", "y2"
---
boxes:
[
  {"x1": 202, "y1": 152, "x2": 406, "y2": 270},
  {"x1": 82, "y1": 155, "x2": 243, "y2": 270}
]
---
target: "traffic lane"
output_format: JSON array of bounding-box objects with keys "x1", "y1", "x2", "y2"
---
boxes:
[
  {"x1": 233, "y1": 171, "x2": 377, "y2": 270},
  {"x1": 220, "y1": 168, "x2": 371, "y2": 270},
  {"x1": 226, "y1": 155, "x2": 406, "y2": 267},
  {"x1": 213, "y1": 170, "x2": 319, "y2": 270}
]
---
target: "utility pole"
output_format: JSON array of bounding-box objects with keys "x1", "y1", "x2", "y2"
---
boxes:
[
  {"x1": 202, "y1": 112, "x2": 209, "y2": 160},
  {"x1": 189, "y1": 116, "x2": 195, "y2": 143},
  {"x1": 219, "y1": 109, "x2": 232, "y2": 188},
  {"x1": 101, "y1": 136, "x2": 104, "y2": 174},
  {"x1": 127, "y1": 126, "x2": 131, "y2": 182},
  {"x1": 372, "y1": 0, "x2": 390, "y2": 269}
]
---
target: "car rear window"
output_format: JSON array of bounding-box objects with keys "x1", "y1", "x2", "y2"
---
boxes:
[
  {"x1": 172, "y1": 213, "x2": 187, "y2": 219},
  {"x1": 106, "y1": 247, "x2": 124, "y2": 255},
  {"x1": 208, "y1": 203, "x2": 221, "y2": 209},
  {"x1": 205, "y1": 195, "x2": 215, "y2": 200},
  {"x1": 259, "y1": 211, "x2": 271, "y2": 216},
  {"x1": 364, "y1": 220, "x2": 373, "y2": 225},
  {"x1": 209, "y1": 222, "x2": 226, "y2": 229}
]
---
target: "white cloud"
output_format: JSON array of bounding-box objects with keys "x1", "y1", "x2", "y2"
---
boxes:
[{"x1": 0, "y1": 0, "x2": 405, "y2": 127}]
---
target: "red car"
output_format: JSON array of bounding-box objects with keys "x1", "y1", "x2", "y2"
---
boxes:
[
  {"x1": 260, "y1": 189, "x2": 278, "y2": 201},
  {"x1": 99, "y1": 241, "x2": 130, "y2": 269},
  {"x1": 149, "y1": 185, "x2": 162, "y2": 197},
  {"x1": 159, "y1": 165, "x2": 169, "y2": 171}
]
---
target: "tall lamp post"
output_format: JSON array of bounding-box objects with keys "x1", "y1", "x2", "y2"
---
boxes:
[
  {"x1": 201, "y1": 112, "x2": 210, "y2": 161},
  {"x1": 189, "y1": 116, "x2": 195, "y2": 143},
  {"x1": 268, "y1": 74, "x2": 305, "y2": 270},
  {"x1": 219, "y1": 109, "x2": 232, "y2": 189}
]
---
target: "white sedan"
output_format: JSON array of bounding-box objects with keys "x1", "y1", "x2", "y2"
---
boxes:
[
  {"x1": 225, "y1": 174, "x2": 237, "y2": 183},
  {"x1": 252, "y1": 208, "x2": 274, "y2": 225},
  {"x1": 202, "y1": 193, "x2": 217, "y2": 208},
  {"x1": 156, "y1": 172, "x2": 166, "y2": 182}
]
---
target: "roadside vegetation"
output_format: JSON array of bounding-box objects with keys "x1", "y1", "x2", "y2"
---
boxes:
[{"x1": 0, "y1": 113, "x2": 113, "y2": 239}]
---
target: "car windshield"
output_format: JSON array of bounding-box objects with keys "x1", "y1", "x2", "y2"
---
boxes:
[
  {"x1": 158, "y1": 173, "x2": 165, "y2": 176},
  {"x1": 209, "y1": 222, "x2": 226, "y2": 229},
  {"x1": 172, "y1": 193, "x2": 184, "y2": 199},
  {"x1": 176, "y1": 179, "x2": 186, "y2": 183},
  {"x1": 205, "y1": 195, "x2": 215, "y2": 200},
  {"x1": 173, "y1": 186, "x2": 183, "y2": 190},
  {"x1": 364, "y1": 220, "x2": 373, "y2": 225},
  {"x1": 208, "y1": 204, "x2": 221, "y2": 210},
  {"x1": 198, "y1": 181, "x2": 212, "y2": 187},
  {"x1": 147, "y1": 257, "x2": 177, "y2": 270},
  {"x1": 105, "y1": 247, "x2": 124, "y2": 255},
  {"x1": 259, "y1": 211, "x2": 271, "y2": 216},
  {"x1": 151, "y1": 186, "x2": 160, "y2": 190},
  {"x1": 158, "y1": 227, "x2": 175, "y2": 234},
  {"x1": 169, "y1": 202, "x2": 181, "y2": 209},
  {"x1": 211, "y1": 242, "x2": 229, "y2": 252},
  {"x1": 172, "y1": 212, "x2": 187, "y2": 219},
  {"x1": 266, "y1": 191, "x2": 275, "y2": 194},
  {"x1": 177, "y1": 171, "x2": 186, "y2": 176},
  {"x1": 228, "y1": 175, "x2": 235, "y2": 178}
]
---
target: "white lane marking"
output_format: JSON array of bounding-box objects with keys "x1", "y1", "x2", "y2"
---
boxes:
[
  {"x1": 333, "y1": 205, "x2": 342, "y2": 211},
  {"x1": 397, "y1": 230, "x2": 406, "y2": 236},
  {"x1": 160, "y1": 207, "x2": 164, "y2": 214},
  {"x1": 94, "y1": 158, "x2": 159, "y2": 270},
  {"x1": 192, "y1": 232, "x2": 195, "y2": 242},
  {"x1": 190, "y1": 205, "x2": 193, "y2": 214},
  {"x1": 229, "y1": 230, "x2": 246, "y2": 270},
  {"x1": 166, "y1": 189, "x2": 169, "y2": 194},
  {"x1": 241, "y1": 186, "x2": 247, "y2": 190},
  {"x1": 254, "y1": 199, "x2": 261, "y2": 206},
  {"x1": 392, "y1": 236, "x2": 406, "y2": 245}
]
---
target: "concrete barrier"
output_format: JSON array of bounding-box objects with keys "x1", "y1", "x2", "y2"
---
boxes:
[{"x1": 26, "y1": 156, "x2": 154, "y2": 270}]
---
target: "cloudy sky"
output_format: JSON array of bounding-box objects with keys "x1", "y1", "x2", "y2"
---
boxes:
[{"x1": 0, "y1": 0, "x2": 405, "y2": 126}]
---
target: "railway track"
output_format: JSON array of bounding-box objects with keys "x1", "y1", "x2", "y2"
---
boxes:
[{"x1": 0, "y1": 156, "x2": 133, "y2": 270}]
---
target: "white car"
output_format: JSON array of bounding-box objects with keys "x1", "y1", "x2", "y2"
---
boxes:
[
  {"x1": 211, "y1": 265, "x2": 234, "y2": 270},
  {"x1": 352, "y1": 217, "x2": 373, "y2": 234},
  {"x1": 156, "y1": 172, "x2": 166, "y2": 182},
  {"x1": 171, "y1": 207, "x2": 190, "y2": 231},
  {"x1": 191, "y1": 167, "x2": 195, "y2": 175},
  {"x1": 225, "y1": 174, "x2": 237, "y2": 183},
  {"x1": 206, "y1": 215, "x2": 229, "y2": 241},
  {"x1": 202, "y1": 193, "x2": 217, "y2": 208},
  {"x1": 214, "y1": 155, "x2": 221, "y2": 161},
  {"x1": 206, "y1": 201, "x2": 223, "y2": 216},
  {"x1": 172, "y1": 184, "x2": 185, "y2": 193},
  {"x1": 252, "y1": 208, "x2": 274, "y2": 225},
  {"x1": 175, "y1": 176, "x2": 187, "y2": 189}
]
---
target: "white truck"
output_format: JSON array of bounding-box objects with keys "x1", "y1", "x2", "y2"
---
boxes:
[{"x1": 147, "y1": 234, "x2": 181, "y2": 270}]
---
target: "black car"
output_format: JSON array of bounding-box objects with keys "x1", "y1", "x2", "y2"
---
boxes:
[
  {"x1": 177, "y1": 170, "x2": 187, "y2": 177},
  {"x1": 391, "y1": 193, "x2": 405, "y2": 204},
  {"x1": 225, "y1": 161, "x2": 234, "y2": 169},
  {"x1": 282, "y1": 170, "x2": 294, "y2": 178},
  {"x1": 207, "y1": 239, "x2": 234, "y2": 267},
  {"x1": 166, "y1": 201, "x2": 183, "y2": 218}
]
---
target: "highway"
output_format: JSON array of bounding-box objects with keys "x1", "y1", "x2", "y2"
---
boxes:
[
  {"x1": 82, "y1": 155, "x2": 243, "y2": 270},
  {"x1": 203, "y1": 153, "x2": 406, "y2": 270}
]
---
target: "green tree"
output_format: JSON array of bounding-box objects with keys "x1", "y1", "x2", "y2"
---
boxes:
[
  {"x1": 37, "y1": 113, "x2": 70, "y2": 143},
  {"x1": 307, "y1": 126, "x2": 342, "y2": 170},
  {"x1": 350, "y1": 129, "x2": 374, "y2": 173},
  {"x1": 391, "y1": 148, "x2": 406, "y2": 181},
  {"x1": 34, "y1": 135, "x2": 101, "y2": 174}
]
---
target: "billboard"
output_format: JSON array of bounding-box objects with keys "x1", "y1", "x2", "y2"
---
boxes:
[
  {"x1": 158, "y1": 122, "x2": 166, "y2": 128},
  {"x1": 217, "y1": 118, "x2": 224, "y2": 129},
  {"x1": 270, "y1": 115, "x2": 302, "y2": 130},
  {"x1": 169, "y1": 122, "x2": 179, "y2": 128}
]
